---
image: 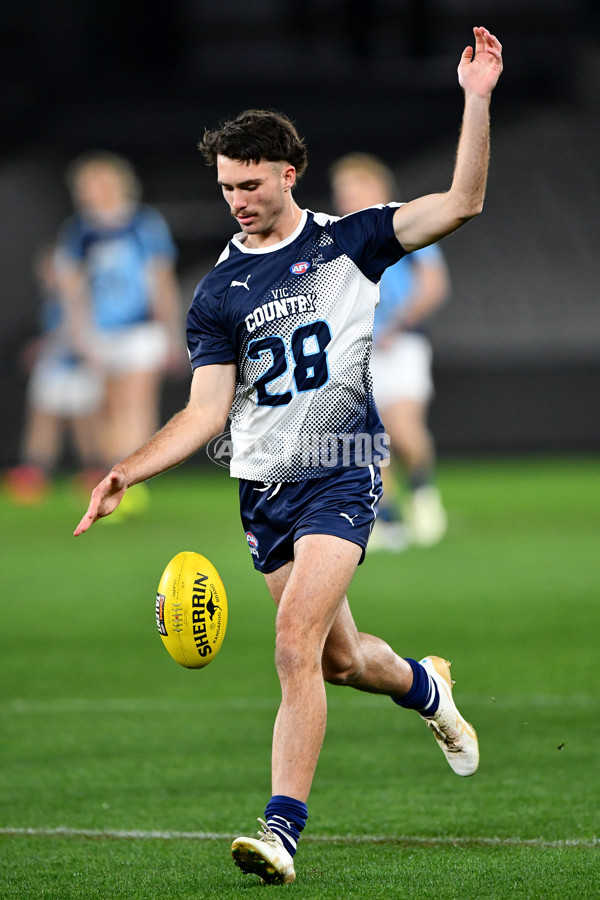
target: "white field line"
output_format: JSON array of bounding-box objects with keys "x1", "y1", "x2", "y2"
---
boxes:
[
  {"x1": 1, "y1": 694, "x2": 593, "y2": 716},
  {"x1": 0, "y1": 827, "x2": 598, "y2": 850}
]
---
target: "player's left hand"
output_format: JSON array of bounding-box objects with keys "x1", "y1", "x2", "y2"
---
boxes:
[
  {"x1": 73, "y1": 469, "x2": 127, "y2": 535},
  {"x1": 458, "y1": 26, "x2": 503, "y2": 98}
]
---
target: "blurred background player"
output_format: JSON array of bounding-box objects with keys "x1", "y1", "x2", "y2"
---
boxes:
[
  {"x1": 4, "y1": 244, "x2": 104, "y2": 504},
  {"x1": 54, "y1": 151, "x2": 184, "y2": 513},
  {"x1": 331, "y1": 153, "x2": 450, "y2": 549}
]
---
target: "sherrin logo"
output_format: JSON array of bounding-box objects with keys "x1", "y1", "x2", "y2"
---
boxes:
[{"x1": 290, "y1": 261, "x2": 310, "y2": 275}]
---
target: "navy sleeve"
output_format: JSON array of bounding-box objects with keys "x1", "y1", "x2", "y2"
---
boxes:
[
  {"x1": 186, "y1": 280, "x2": 236, "y2": 369},
  {"x1": 330, "y1": 205, "x2": 406, "y2": 282}
]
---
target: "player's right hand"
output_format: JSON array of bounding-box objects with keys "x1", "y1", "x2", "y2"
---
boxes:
[
  {"x1": 73, "y1": 469, "x2": 127, "y2": 535},
  {"x1": 458, "y1": 26, "x2": 503, "y2": 98}
]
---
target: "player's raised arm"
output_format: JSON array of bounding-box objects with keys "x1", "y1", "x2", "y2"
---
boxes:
[
  {"x1": 393, "y1": 26, "x2": 503, "y2": 253},
  {"x1": 73, "y1": 362, "x2": 236, "y2": 535}
]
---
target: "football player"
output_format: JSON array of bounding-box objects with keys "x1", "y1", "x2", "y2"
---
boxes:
[
  {"x1": 75, "y1": 27, "x2": 503, "y2": 886},
  {"x1": 55, "y1": 152, "x2": 184, "y2": 476}
]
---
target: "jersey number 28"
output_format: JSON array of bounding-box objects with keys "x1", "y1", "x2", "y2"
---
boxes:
[{"x1": 247, "y1": 320, "x2": 332, "y2": 407}]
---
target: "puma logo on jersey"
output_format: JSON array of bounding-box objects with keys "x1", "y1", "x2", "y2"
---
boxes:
[
  {"x1": 231, "y1": 274, "x2": 251, "y2": 290},
  {"x1": 339, "y1": 512, "x2": 357, "y2": 526}
]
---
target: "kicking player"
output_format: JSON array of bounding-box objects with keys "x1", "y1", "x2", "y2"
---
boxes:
[{"x1": 74, "y1": 26, "x2": 503, "y2": 886}]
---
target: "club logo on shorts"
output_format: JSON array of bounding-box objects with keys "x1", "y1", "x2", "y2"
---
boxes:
[
  {"x1": 245, "y1": 531, "x2": 260, "y2": 557},
  {"x1": 290, "y1": 261, "x2": 310, "y2": 275}
]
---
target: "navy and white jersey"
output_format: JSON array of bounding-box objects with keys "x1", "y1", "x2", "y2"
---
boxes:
[{"x1": 187, "y1": 206, "x2": 406, "y2": 483}]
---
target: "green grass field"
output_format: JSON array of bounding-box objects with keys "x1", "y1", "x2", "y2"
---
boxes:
[{"x1": 1, "y1": 457, "x2": 599, "y2": 899}]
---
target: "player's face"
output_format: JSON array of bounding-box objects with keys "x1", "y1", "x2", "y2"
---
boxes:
[
  {"x1": 73, "y1": 164, "x2": 130, "y2": 219},
  {"x1": 216, "y1": 157, "x2": 294, "y2": 236},
  {"x1": 332, "y1": 170, "x2": 389, "y2": 216}
]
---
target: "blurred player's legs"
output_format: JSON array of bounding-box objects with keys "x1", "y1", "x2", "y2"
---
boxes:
[
  {"x1": 5, "y1": 352, "x2": 103, "y2": 504},
  {"x1": 371, "y1": 334, "x2": 447, "y2": 548},
  {"x1": 95, "y1": 321, "x2": 168, "y2": 463},
  {"x1": 383, "y1": 398, "x2": 447, "y2": 547},
  {"x1": 90, "y1": 322, "x2": 168, "y2": 518},
  {"x1": 102, "y1": 369, "x2": 163, "y2": 462},
  {"x1": 369, "y1": 461, "x2": 411, "y2": 551},
  {"x1": 5, "y1": 407, "x2": 60, "y2": 504}
]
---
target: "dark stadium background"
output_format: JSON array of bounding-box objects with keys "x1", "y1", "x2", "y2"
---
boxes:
[{"x1": 1, "y1": 0, "x2": 599, "y2": 465}]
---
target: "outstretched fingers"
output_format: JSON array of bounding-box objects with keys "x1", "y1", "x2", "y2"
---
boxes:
[
  {"x1": 73, "y1": 471, "x2": 127, "y2": 536},
  {"x1": 461, "y1": 44, "x2": 475, "y2": 64},
  {"x1": 73, "y1": 485, "x2": 104, "y2": 535},
  {"x1": 458, "y1": 25, "x2": 503, "y2": 93},
  {"x1": 475, "y1": 26, "x2": 502, "y2": 61},
  {"x1": 74, "y1": 509, "x2": 97, "y2": 536}
]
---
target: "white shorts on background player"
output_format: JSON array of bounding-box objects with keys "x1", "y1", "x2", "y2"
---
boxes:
[
  {"x1": 27, "y1": 347, "x2": 103, "y2": 418},
  {"x1": 92, "y1": 321, "x2": 169, "y2": 376},
  {"x1": 370, "y1": 332, "x2": 433, "y2": 409}
]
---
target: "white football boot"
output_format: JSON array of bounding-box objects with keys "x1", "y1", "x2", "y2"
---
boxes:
[
  {"x1": 232, "y1": 818, "x2": 296, "y2": 885},
  {"x1": 367, "y1": 519, "x2": 411, "y2": 553},
  {"x1": 405, "y1": 486, "x2": 448, "y2": 547},
  {"x1": 419, "y1": 656, "x2": 479, "y2": 776}
]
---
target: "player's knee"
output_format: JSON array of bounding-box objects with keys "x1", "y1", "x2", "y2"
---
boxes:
[
  {"x1": 322, "y1": 651, "x2": 362, "y2": 686},
  {"x1": 274, "y1": 628, "x2": 320, "y2": 679}
]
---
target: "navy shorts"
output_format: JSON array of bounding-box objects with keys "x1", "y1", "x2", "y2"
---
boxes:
[{"x1": 239, "y1": 464, "x2": 383, "y2": 574}]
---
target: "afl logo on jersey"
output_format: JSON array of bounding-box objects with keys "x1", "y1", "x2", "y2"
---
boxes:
[{"x1": 290, "y1": 261, "x2": 311, "y2": 275}]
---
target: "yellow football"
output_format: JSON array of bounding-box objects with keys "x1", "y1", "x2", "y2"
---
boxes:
[{"x1": 155, "y1": 551, "x2": 227, "y2": 669}]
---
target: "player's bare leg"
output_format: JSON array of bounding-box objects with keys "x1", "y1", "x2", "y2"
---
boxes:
[
  {"x1": 96, "y1": 371, "x2": 161, "y2": 518},
  {"x1": 265, "y1": 533, "x2": 367, "y2": 801},
  {"x1": 5, "y1": 408, "x2": 59, "y2": 503},
  {"x1": 322, "y1": 593, "x2": 478, "y2": 775},
  {"x1": 268, "y1": 564, "x2": 415, "y2": 704},
  {"x1": 233, "y1": 530, "x2": 477, "y2": 881},
  {"x1": 22, "y1": 407, "x2": 62, "y2": 475},
  {"x1": 103, "y1": 370, "x2": 162, "y2": 463},
  {"x1": 268, "y1": 547, "x2": 477, "y2": 778},
  {"x1": 321, "y1": 597, "x2": 413, "y2": 694},
  {"x1": 232, "y1": 533, "x2": 365, "y2": 883},
  {"x1": 70, "y1": 412, "x2": 103, "y2": 470},
  {"x1": 383, "y1": 398, "x2": 434, "y2": 473}
]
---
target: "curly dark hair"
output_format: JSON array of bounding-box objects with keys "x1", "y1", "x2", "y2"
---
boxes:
[{"x1": 198, "y1": 109, "x2": 308, "y2": 179}]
